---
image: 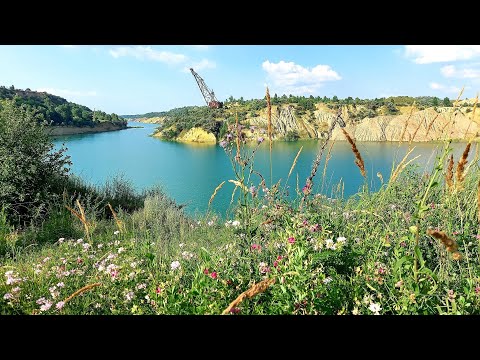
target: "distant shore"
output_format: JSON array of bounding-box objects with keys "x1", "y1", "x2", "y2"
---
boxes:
[{"x1": 46, "y1": 122, "x2": 128, "y2": 136}]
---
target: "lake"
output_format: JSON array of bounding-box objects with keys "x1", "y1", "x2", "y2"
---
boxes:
[{"x1": 52, "y1": 121, "x2": 475, "y2": 218}]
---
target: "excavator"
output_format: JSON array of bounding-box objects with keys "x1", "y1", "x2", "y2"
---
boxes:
[{"x1": 189, "y1": 68, "x2": 223, "y2": 109}]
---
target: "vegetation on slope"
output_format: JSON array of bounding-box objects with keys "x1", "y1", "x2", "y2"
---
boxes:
[{"x1": 0, "y1": 85, "x2": 126, "y2": 128}]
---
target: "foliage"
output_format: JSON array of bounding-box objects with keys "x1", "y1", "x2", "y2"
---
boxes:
[
  {"x1": 0, "y1": 101, "x2": 71, "y2": 225},
  {"x1": 0, "y1": 85, "x2": 126, "y2": 127}
]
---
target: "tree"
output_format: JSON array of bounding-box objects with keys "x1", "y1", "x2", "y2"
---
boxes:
[
  {"x1": 0, "y1": 101, "x2": 71, "y2": 225},
  {"x1": 443, "y1": 97, "x2": 452, "y2": 107},
  {"x1": 332, "y1": 95, "x2": 339, "y2": 102},
  {"x1": 432, "y1": 97, "x2": 439, "y2": 107}
]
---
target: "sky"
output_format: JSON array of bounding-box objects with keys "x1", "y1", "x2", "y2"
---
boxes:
[{"x1": 0, "y1": 45, "x2": 479, "y2": 115}]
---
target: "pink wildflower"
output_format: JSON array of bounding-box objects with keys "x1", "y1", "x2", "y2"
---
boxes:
[
  {"x1": 288, "y1": 237, "x2": 295, "y2": 244},
  {"x1": 210, "y1": 272, "x2": 218, "y2": 279}
]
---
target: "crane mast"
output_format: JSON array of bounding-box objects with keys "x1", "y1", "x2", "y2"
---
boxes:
[{"x1": 189, "y1": 68, "x2": 223, "y2": 109}]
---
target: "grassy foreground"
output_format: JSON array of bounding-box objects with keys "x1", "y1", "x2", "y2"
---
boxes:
[{"x1": 2, "y1": 93, "x2": 480, "y2": 315}]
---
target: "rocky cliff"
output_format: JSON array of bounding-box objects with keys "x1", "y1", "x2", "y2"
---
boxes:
[{"x1": 47, "y1": 122, "x2": 128, "y2": 136}]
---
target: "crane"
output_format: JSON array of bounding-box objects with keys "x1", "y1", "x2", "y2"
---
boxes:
[{"x1": 189, "y1": 68, "x2": 223, "y2": 109}]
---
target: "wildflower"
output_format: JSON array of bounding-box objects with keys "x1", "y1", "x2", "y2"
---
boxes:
[
  {"x1": 368, "y1": 302, "x2": 382, "y2": 315},
  {"x1": 125, "y1": 291, "x2": 135, "y2": 301},
  {"x1": 352, "y1": 307, "x2": 359, "y2": 315},
  {"x1": 110, "y1": 270, "x2": 119, "y2": 279},
  {"x1": 249, "y1": 186, "x2": 257, "y2": 196},
  {"x1": 207, "y1": 220, "x2": 214, "y2": 226},
  {"x1": 40, "y1": 300, "x2": 53, "y2": 312},
  {"x1": 323, "y1": 277, "x2": 333, "y2": 284},
  {"x1": 58, "y1": 237, "x2": 65, "y2": 243},
  {"x1": 97, "y1": 244, "x2": 103, "y2": 249},
  {"x1": 118, "y1": 247, "x2": 125, "y2": 254},
  {"x1": 210, "y1": 272, "x2": 218, "y2": 279},
  {"x1": 179, "y1": 243, "x2": 185, "y2": 248},
  {"x1": 250, "y1": 244, "x2": 261, "y2": 251},
  {"x1": 325, "y1": 239, "x2": 336, "y2": 250},
  {"x1": 156, "y1": 287, "x2": 162, "y2": 294},
  {"x1": 257, "y1": 137, "x2": 264, "y2": 144},
  {"x1": 203, "y1": 268, "x2": 210, "y2": 275},
  {"x1": 395, "y1": 280, "x2": 403, "y2": 288},
  {"x1": 114, "y1": 230, "x2": 120, "y2": 235},
  {"x1": 219, "y1": 140, "x2": 227, "y2": 148},
  {"x1": 136, "y1": 283, "x2": 147, "y2": 290},
  {"x1": 475, "y1": 286, "x2": 480, "y2": 294},
  {"x1": 3, "y1": 293, "x2": 13, "y2": 300},
  {"x1": 11, "y1": 286, "x2": 20, "y2": 294},
  {"x1": 171, "y1": 261, "x2": 181, "y2": 271},
  {"x1": 288, "y1": 237, "x2": 295, "y2": 244},
  {"x1": 336, "y1": 236, "x2": 347, "y2": 245},
  {"x1": 182, "y1": 251, "x2": 194, "y2": 260},
  {"x1": 77, "y1": 257, "x2": 83, "y2": 264},
  {"x1": 76, "y1": 239, "x2": 83, "y2": 244},
  {"x1": 114, "y1": 240, "x2": 120, "y2": 246},
  {"x1": 232, "y1": 220, "x2": 240, "y2": 227},
  {"x1": 302, "y1": 182, "x2": 311, "y2": 195},
  {"x1": 130, "y1": 262, "x2": 137, "y2": 268},
  {"x1": 226, "y1": 133, "x2": 233, "y2": 140},
  {"x1": 259, "y1": 262, "x2": 270, "y2": 274},
  {"x1": 224, "y1": 220, "x2": 232, "y2": 227},
  {"x1": 310, "y1": 224, "x2": 320, "y2": 232},
  {"x1": 230, "y1": 307, "x2": 241, "y2": 314},
  {"x1": 56, "y1": 301, "x2": 65, "y2": 310},
  {"x1": 400, "y1": 241, "x2": 407, "y2": 247}
]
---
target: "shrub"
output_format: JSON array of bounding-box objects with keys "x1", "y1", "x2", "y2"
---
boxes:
[{"x1": 0, "y1": 101, "x2": 71, "y2": 226}]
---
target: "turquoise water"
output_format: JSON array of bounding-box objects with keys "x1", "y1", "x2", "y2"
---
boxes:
[{"x1": 52, "y1": 121, "x2": 474, "y2": 217}]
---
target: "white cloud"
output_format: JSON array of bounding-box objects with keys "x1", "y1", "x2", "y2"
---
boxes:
[
  {"x1": 440, "y1": 64, "x2": 480, "y2": 79},
  {"x1": 109, "y1": 46, "x2": 187, "y2": 64},
  {"x1": 262, "y1": 60, "x2": 341, "y2": 95},
  {"x1": 429, "y1": 82, "x2": 462, "y2": 94},
  {"x1": 405, "y1": 45, "x2": 480, "y2": 64},
  {"x1": 182, "y1": 59, "x2": 216, "y2": 73},
  {"x1": 36, "y1": 88, "x2": 97, "y2": 97}
]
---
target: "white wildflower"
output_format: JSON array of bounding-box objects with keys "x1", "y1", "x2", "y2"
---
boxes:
[
  {"x1": 58, "y1": 238, "x2": 65, "y2": 243},
  {"x1": 207, "y1": 220, "x2": 214, "y2": 226},
  {"x1": 3, "y1": 293, "x2": 13, "y2": 300},
  {"x1": 125, "y1": 291, "x2": 135, "y2": 301},
  {"x1": 336, "y1": 237, "x2": 347, "y2": 245},
  {"x1": 179, "y1": 243, "x2": 185, "y2": 248},
  {"x1": 117, "y1": 247, "x2": 125, "y2": 254},
  {"x1": 170, "y1": 261, "x2": 181, "y2": 271},
  {"x1": 325, "y1": 239, "x2": 337, "y2": 250},
  {"x1": 40, "y1": 300, "x2": 53, "y2": 312},
  {"x1": 56, "y1": 301, "x2": 65, "y2": 310},
  {"x1": 114, "y1": 230, "x2": 120, "y2": 235},
  {"x1": 232, "y1": 220, "x2": 240, "y2": 227},
  {"x1": 368, "y1": 302, "x2": 382, "y2": 315},
  {"x1": 323, "y1": 277, "x2": 333, "y2": 284}
]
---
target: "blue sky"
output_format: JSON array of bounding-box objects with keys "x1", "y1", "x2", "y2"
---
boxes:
[{"x1": 0, "y1": 45, "x2": 479, "y2": 115}]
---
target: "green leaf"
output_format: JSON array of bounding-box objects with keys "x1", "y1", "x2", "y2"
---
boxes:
[{"x1": 414, "y1": 245, "x2": 425, "y2": 268}]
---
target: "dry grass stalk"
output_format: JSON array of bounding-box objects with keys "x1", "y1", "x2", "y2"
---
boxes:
[
  {"x1": 209, "y1": 181, "x2": 226, "y2": 206},
  {"x1": 477, "y1": 179, "x2": 480, "y2": 223},
  {"x1": 322, "y1": 140, "x2": 336, "y2": 180},
  {"x1": 65, "y1": 200, "x2": 90, "y2": 240},
  {"x1": 235, "y1": 112, "x2": 241, "y2": 164},
  {"x1": 453, "y1": 86, "x2": 465, "y2": 108},
  {"x1": 464, "y1": 93, "x2": 478, "y2": 140},
  {"x1": 399, "y1": 102, "x2": 416, "y2": 145},
  {"x1": 228, "y1": 179, "x2": 249, "y2": 193},
  {"x1": 376, "y1": 171, "x2": 384, "y2": 185},
  {"x1": 266, "y1": 87, "x2": 273, "y2": 186},
  {"x1": 107, "y1": 203, "x2": 124, "y2": 233},
  {"x1": 464, "y1": 143, "x2": 479, "y2": 180},
  {"x1": 455, "y1": 142, "x2": 471, "y2": 187},
  {"x1": 409, "y1": 114, "x2": 425, "y2": 144},
  {"x1": 426, "y1": 229, "x2": 462, "y2": 260},
  {"x1": 341, "y1": 128, "x2": 365, "y2": 178},
  {"x1": 286, "y1": 146, "x2": 303, "y2": 185},
  {"x1": 221, "y1": 278, "x2": 275, "y2": 315},
  {"x1": 445, "y1": 154, "x2": 454, "y2": 190},
  {"x1": 230, "y1": 185, "x2": 238, "y2": 205},
  {"x1": 389, "y1": 147, "x2": 420, "y2": 184},
  {"x1": 424, "y1": 114, "x2": 439, "y2": 140},
  {"x1": 63, "y1": 282, "x2": 102, "y2": 305}
]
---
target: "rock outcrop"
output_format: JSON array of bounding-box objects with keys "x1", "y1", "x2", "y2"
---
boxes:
[
  {"x1": 47, "y1": 122, "x2": 128, "y2": 136},
  {"x1": 176, "y1": 127, "x2": 216, "y2": 144}
]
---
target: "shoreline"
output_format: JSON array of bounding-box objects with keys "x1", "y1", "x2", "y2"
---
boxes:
[{"x1": 46, "y1": 123, "x2": 129, "y2": 136}]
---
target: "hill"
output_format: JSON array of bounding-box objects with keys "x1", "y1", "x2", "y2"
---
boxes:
[
  {"x1": 0, "y1": 85, "x2": 127, "y2": 131},
  {"x1": 126, "y1": 95, "x2": 480, "y2": 144}
]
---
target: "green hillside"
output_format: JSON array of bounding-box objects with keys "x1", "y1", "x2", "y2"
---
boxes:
[{"x1": 0, "y1": 85, "x2": 126, "y2": 127}]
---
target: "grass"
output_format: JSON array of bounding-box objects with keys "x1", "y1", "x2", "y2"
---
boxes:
[{"x1": 2, "y1": 105, "x2": 480, "y2": 315}]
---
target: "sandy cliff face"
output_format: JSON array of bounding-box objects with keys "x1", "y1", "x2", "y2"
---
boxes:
[
  {"x1": 135, "y1": 117, "x2": 166, "y2": 124},
  {"x1": 176, "y1": 127, "x2": 216, "y2": 144},
  {"x1": 331, "y1": 108, "x2": 480, "y2": 142}
]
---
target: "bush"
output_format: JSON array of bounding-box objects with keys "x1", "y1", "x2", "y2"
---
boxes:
[{"x1": 0, "y1": 101, "x2": 71, "y2": 226}]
